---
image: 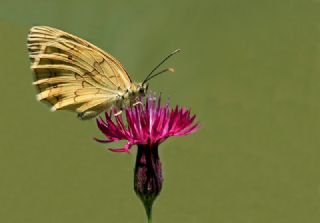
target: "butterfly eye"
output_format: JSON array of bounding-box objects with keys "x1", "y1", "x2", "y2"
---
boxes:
[{"x1": 139, "y1": 88, "x2": 145, "y2": 93}]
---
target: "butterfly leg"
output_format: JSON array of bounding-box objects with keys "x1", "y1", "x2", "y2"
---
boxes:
[
  {"x1": 114, "y1": 110, "x2": 123, "y2": 116},
  {"x1": 132, "y1": 101, "x2": 143, "y2": 106},
  {"x1": 114, "y1": 93, "x2": 127, "y2": 116}
]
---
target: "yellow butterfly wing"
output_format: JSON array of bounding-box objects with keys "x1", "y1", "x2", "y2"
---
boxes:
[{"x1": 27, "y1": 26, "x2": 132, "y2": 119}]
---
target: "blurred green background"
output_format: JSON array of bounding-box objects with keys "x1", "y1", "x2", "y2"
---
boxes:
[{"x1": 1, "y1": 0, "x2": 320, "y2": 222}]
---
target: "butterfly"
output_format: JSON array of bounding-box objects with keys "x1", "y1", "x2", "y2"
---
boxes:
[{"x1": 27, "y1": 26, "x2": 180, "y2": 120}]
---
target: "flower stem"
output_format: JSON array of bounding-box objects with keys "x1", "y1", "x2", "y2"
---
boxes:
[{"x1": 145, "y1": 203, "x2": 152, "y2": 223}]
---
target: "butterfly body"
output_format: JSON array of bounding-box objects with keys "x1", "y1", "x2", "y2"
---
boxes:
[
  {"x1": 27, "y1": 26, "x2": 148, "y2": 119},
  {"x1": 79, "y1": 82, "x2": 147, "y2": 120}
]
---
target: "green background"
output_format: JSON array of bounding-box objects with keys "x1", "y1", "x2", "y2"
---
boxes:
[{"x1": 1, "y1": 0, "x2": 320, "y2": 222}]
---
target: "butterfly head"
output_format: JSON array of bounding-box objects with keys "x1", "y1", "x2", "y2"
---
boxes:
[{"x1": 136, "y1": 82, "x2": 149, "y2": 96}]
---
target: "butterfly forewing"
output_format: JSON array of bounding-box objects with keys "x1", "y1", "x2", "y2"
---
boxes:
[{"x1": 27, "y1": 26, "x2": 133, "y2": 118}]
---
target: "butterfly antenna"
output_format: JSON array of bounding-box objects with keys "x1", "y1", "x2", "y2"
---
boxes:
[
  {"x1": 144, "y1": 68, "x2": 175, "y2": 83},
  {"x1": 143, "y1": 49, "x2": 181, "y2": 84}
]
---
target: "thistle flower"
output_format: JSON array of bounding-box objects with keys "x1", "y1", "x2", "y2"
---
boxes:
[{"x1": 95, "y1": 96, "x2": 199, "y2": 223}]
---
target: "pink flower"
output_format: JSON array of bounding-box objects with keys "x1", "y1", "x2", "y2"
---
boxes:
[
  {"x1": 95, "y1": 96, "x2": 199, "y2": 153},
  {"x1": 95, "y1": 96, "x2": 199, "y2": 222}
]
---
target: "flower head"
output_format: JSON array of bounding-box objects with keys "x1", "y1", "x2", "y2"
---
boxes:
[
  {"x1": 95, "y1": 96, "x2": 199, "y2": 222},
  {"x1": 95, "y1": 96, "x2": 199, "y2": 153}
]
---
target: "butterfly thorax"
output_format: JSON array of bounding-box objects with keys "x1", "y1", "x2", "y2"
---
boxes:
[{"x1": 117, "y1": 82, "x2": 148, "y2": 108}]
